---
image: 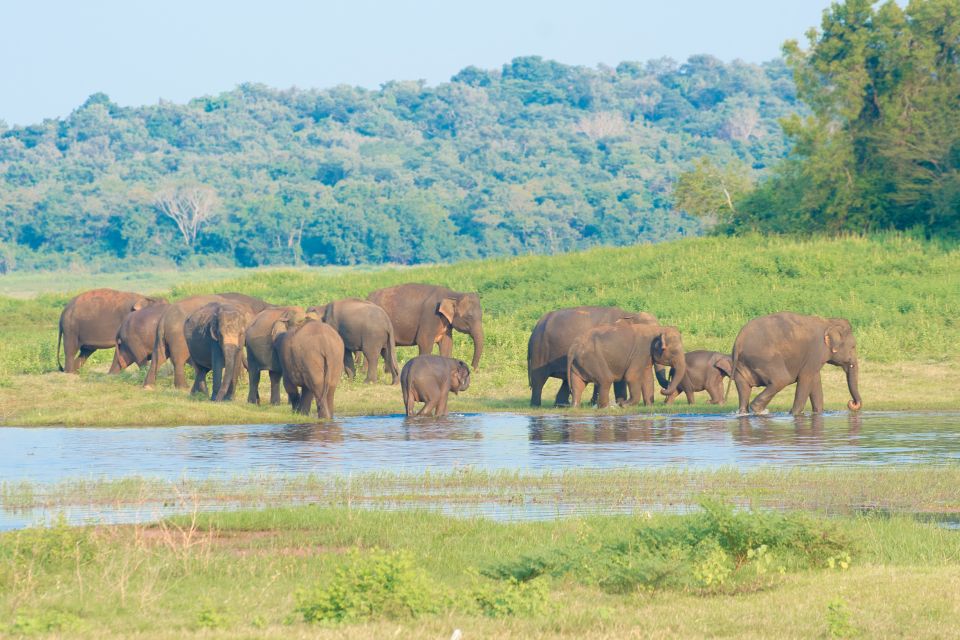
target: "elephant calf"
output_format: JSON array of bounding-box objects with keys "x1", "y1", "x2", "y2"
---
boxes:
[
  {"x1": 272, "y1": 315, "x2": 345, "y2": 419},
  {"x1": 661, "y1": 350, "x2": 733, "y2": 405},
  {"x1": 184, "y1": 302, "x2": 254, "y2": 401},
  {"x1": 567, "y1": 322, "x2": 687, "y2": 408},
  {"x1": 245, "y1": 306, "x2": 311, "y2": 405},
  {"x1": 400, "y1": 355, "x2": 471, "y2": 417}
]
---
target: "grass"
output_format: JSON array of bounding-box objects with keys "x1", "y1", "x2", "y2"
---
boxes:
[
  {"x1": 1, "y1": 504, "x2": 959, "y2": 638},
  {"x1": 1, "y1": 233, "x2": 959, "y2": 426}
]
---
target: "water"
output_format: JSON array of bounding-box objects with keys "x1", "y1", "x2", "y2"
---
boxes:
[{"x1": 3, "y1": 411, "x2": 960, "y2": 528}]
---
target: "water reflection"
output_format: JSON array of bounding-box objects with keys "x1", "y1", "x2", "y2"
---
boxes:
[{"x1": 3, "y1": 412, "x2": 960, "y2": 485}]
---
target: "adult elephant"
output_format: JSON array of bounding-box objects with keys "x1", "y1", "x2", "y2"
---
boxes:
[
  {"x1": 310, "y1": 298, "x2": 400, "y2": 384},
  {"x1": 272, "y1": 314, "x2": 345, "y2": 419},
  {"x1": 245, "y1": 306, "x2": 310, "y2": 405},
  {"x1": 108, "y1": 302, "x2": 171, "y2": 373},
  {"x1": 527, "y1": 306, "x2": 660, "y2": 407},
  {"x1": 184, "y1": 301, "x2": 255, "y2": 401},
  {"x1": 143, "y1": 293, "x2": 268, "y2": 390},
  {"x1": 730, "y1": 312, "x2": 862, "y2": 416},
  {"x1": 57, "y1": 288, "x2": 166, "y2": 373},
  {"x1": 367, "y1": 284, "x2": 483, "y2": 369},
  {"x1": 567, "y1": 322, "x2": 687, "y2": 408}
]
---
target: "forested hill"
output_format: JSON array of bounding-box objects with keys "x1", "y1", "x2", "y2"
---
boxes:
[{"x1": 0, "y1": 55, "x2": 799, "y2": 272}]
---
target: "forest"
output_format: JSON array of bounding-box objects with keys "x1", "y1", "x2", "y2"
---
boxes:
[{"x1": 0, "y1": 55, "x2": 798, "y2": 271}]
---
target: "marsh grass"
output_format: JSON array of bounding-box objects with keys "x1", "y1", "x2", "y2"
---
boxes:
[
  {"x1": 1, "y1": 234, "x2": 959, "y2": 425},
  {"x1": 1, "y1": 505, "x2": 959, "y2": 638}
]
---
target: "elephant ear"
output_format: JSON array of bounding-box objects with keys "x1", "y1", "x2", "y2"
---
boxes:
[
  {"x1": 131, "y1": 298, "x2": 147, "y2": 312},
  {"x1": 454, "y1": 361, "x2": 471, "y2": 391},
  {"x1": 652, "y1": 334, "x2": 666, "y2": 358},
  {"x1": 824, "y1": 324, "x2": 845, "y2": 353},
  {"x1": 714, "y1": 355, "x2": 734, "y2": 377},
  {"x1": 270, "y1": 319, "x2": 288, "y2": 343},
  {"x1": 438, "y1": 298, "x2": 457, "y2": 325}
]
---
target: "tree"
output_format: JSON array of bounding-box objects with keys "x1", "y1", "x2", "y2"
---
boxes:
[
  {"x1": 673, "y1": 158, "x2": 752, "y2": 224},
  {"x1": 154, "y1": 185, "x2": 220, "y2": 248}
]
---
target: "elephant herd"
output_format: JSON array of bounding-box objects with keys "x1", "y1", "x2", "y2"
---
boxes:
[{"x1": 56, "y1": 286, "x2": 863, "y2": 419}]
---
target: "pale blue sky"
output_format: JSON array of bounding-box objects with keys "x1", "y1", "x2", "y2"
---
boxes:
[{"x1": 2, "y1": 0, "x2": 832, "y2": 126}]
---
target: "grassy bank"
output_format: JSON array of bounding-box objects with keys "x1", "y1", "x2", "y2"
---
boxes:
[
  {"x1": 1, "y1": 234, "x2": 958, "y2": 426},
  {"x1": 2, "y1": 504, "x2": 959, "y2": 638}
]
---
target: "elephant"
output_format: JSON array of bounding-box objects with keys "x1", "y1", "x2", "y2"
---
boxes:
[
  {"x1": 244, "y1": 306, "x2": 311, "y2": 405},
  {"x1": 729, "y1": 311, "x2": 862, "y2": 416},
  {"x1": 57, "y1": 288, "x2": 166, "y2": 373},
  {"x1": 108, "y1": 302, "x2": 171, "y2": 373},
  {"x1": 143, "y1": 293, "x2": 268, "y2": 390},
  {"x1": 400, "y1": 355, "x2": 471, "y2": 417},
  {"x1": 660, "y1": 350, "x2": 733, "y2": 405},
  {"x1": 272, "y1": 314, "x2": 345, "y2": 419},
  {"x1": 308, "y1": 298, "x2": 400, "y2": 385},
  {"x1": 567, "y1": 321, "x2": 687, "y2": 408},
  {"x1": 367, "y1": 284, "x2": 484, "y2": 370},
  {"x1": 184, "y1": 302, "x2": 256, "y2": 401},
  {"x1": 527, "y1": 306, "x2": 660, "y2": 406}
]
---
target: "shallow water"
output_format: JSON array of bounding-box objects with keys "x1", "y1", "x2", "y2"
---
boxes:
[{"x1": 3, "y1": 411, "x2": 960, "y2": 528}]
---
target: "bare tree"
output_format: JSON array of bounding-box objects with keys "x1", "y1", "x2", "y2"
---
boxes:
[{"x1": 154, "y1": 185, "x2": 220, "y2": 247}]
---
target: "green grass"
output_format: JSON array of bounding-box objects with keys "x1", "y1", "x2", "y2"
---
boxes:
[
  {"x1": 1, "y1": 505, "x2": 959, "y2": 638},
  {"x1": 1, "y1": 233, "x2": 959, "y2": 425}
]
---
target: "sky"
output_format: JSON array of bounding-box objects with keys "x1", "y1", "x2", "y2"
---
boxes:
[{"x1": 1, "y1": 0, "x2": 832, "y2": 126}]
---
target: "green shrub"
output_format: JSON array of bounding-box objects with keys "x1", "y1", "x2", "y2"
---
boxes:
[{"x1": 464, "y1": 569, "x2": 549, "y2": 617}]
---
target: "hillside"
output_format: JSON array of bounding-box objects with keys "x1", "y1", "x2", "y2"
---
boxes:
[
  {"x1": 0, "y1": 234, "x2": 957, "y2": 425},
  {"x1": 0, "y1": 56, "x2": 798, "y2": 272}
]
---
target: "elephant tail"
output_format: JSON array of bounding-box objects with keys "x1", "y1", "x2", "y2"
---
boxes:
[
  {"x1": 385, "y1": 321, "x2": 400, "y2": 378},
  {"x1": 319, "y1": 352, "x2": 334, "y2": 418},
  {"x1": 724, "y1": 333, "x2": 743, "y2": 402},
  {"x1": 56, "y1": 323, "x2": 64, "y2": 372}
]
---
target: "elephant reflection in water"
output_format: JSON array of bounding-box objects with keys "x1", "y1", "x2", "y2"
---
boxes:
[
  {"x1": 527, "y1": 416, "x2": 684, "y2": 445},
  {"x1": 263, "y1": 423, "x2": 345, "y2": 445}
]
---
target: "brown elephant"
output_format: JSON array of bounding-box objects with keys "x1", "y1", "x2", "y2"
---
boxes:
[
  {"x1": 108, "y1": 302, "x2": 171, "y2": 373},
  {"x1": 272, "y1": 315, "x2": 345, "y2": 419},
  {"x1": 309, "y1": 298, "x2": 400, "y2": 385},
  {"x1": 244, "y1": 306, "x2": 310, "y2": 405},
  {"x1": 661, "y1": 350, "x2": 733, "y2": 405},
  {"x1": 367, "y1": 284, "x2": 483, "y2": 369},
  {"x1": 143, "y1": 293, "x2": 268, "y2": 390},
  {"x1": 567, "y1": 322, "x2": 686, "y2": 408},
  {"x1": 527, "y1": 306, "x2": 660, "y2": 406},
  {"x1": 730, "y1": 312, "x2": 862, "y2": 416},
  {"x1": 184, "y1": 302, "x2": 255, "y2": 401},
  {"x1": 400, "y1": 355, "x2": 471, "y2": 417},
  {"x1": 57, "y1": 288, "x2": 166, "y2": 373}
]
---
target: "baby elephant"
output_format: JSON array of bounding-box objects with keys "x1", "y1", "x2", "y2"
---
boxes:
[
  {"x1": 661, "y1": 350, "x2": 733, "y2": 405},
  {"x1": 400, "y1": 355, "x2": 471, "y2": 417}
]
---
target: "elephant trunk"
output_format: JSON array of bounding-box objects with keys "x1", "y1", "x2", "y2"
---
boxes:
[
  {"x1": 845, "y1": 360, "x2": 862, "y2": 411},
  {"x1": 654, "y1": 364, "x2": 670, "y2": 389},
  {"x1": 470, "y1": 326, "x2": 484, "y2": 370},
  {"x1": 215, "y1": 344, "x2": 241, "y2": 401},
  {"x1": 662, "y1": 356, "x2": 686, "y2": 397}
]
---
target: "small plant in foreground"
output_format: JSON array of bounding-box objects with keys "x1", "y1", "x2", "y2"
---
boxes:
[{"x1": 825, "y1": 598, "x2": 858, "y2": 638}]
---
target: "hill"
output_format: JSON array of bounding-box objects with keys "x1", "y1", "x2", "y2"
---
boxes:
[{"x1": 0, "y1": 56, "x2": 798, "y2": 272}]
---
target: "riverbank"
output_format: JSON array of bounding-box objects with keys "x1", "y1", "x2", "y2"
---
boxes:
[
  {"x1": 2, "y1": 503, "x2": 959, "y2": 638},
  {"x1": 1, "y1": 234, "x2": 958, "y2": 426}
]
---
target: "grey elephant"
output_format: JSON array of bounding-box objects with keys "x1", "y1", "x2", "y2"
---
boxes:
[
  {"x1": 400, "y1": 355, "x2": 471, "y2": 417},
  {"x1": 527, "y1": 306, "x2": 660, "y2": 406},
  {"x1": 109, "y1": 302, "x2": 171, "y2": 373},
  {"x1": 272, "y1": 314, "x2": 345, "y2": 419},
  {"x1": 244, "y1": 306, "x2": 311, "y2": 405},
  {"x1": 367, "y1": 284, "x2": 483, "y2": 370},
  {"x1": 184, "y1": 302, "x2": 255, "y2": 401},
  {"x1": 58, "y1": 288, "x2": 166, "y2": 373},
  {"x1": 143, "y1": 293, "x2": 268, "y2": 390},
  {"x1": 567, "y1": 322, "x2": 687, "y2": 408},
  {"x1": 661, "y1": 350, "x2": 733, "y2": 405},
  {"x1": 309, "y1": 298, "x2": 400, "y2": 384},
  {"x1": 730, "y1": 311, "x2": 862, "y2": 415}
]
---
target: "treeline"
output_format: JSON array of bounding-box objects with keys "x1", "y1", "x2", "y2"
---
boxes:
[
  {"x1": 682, "y1": 0, "x2": 960, "y2": 238},
  {"x1": 0, "y1": 55, "x2": 798, "y2": 272}
]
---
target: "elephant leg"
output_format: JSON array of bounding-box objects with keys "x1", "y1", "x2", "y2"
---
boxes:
[
  {"x1": 342, "y1": 350, "x2": 356, "y2": 380},
  {"x1": 596, "y1": 381, "x2": 613, "y2": 409},
  {"x1": 554, "y1": 379, "x2": 572, "y2": 407},
  {"x1": 247, "y1": 367, "x2": 262, "y2": 404},
  {"x1": 419, "y1": 395, "x2": 440, "y2": 417},
  {"x1": 706, "y1": 376, "x2": 724, "y2": 404},
  {"x1": 75, "y1": 346, "x2": 96, "y2": 370},
  {"x1": 685, "y1": 386, "x2": 696, "y2": 404},
  {"x1": 191, "y1": 366, "x2": 210, "y2": 396},
  {"x1": 809, "y1": 373, "x2": 825, "y2": 414},
  {"x1": 283, "y1": 379, "x2": 300, "y2": 410},
  {"x1": 362, "y1": 346, "x2": 379, "y2": 384},
  {"x1": 569, "y1": 373, "x2": 587, "y2": 408},
  {"x1": 211, "y1": 348, "x2": 225, "y2": 401},
  {"x1": 613, "y1": 380, "x2": 628, "y2": 404},
  {"x1": 169, "y1": 341, "x2": 191, "y2": 390},
  {"x1": 640, "y1": 370, "x2": 655, "y2": 406},
  {"x1": 734, "y1": 373, "x2": 753, "y2": 415},
  {"x1": 750, "y1": 378, "x2": 791, "y2": 414},
  {"x1": 790, "y1": 374, "x2": 815, "y2": 416},
  {"x1": 297, "y1": 388, "x2": 315, "y2": 416},
  {"x1": 62, "y1": 334, "x2": 80, "y2": 373},
  {"x1": 323, "y1": 382, "x2": 337, "y2": 419},
  {"x1": 268, "y1": 371, "x2": 282, "y2": 405},
  {"x1": 625, "y1": 376, "x2": 644, "y2": 406},
  {"x1": 437, "y1": 390, "x2": 450, "y2": 417},
  {"x1": 529, "y1": 369, "x2": 547, "y2": 407}
]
